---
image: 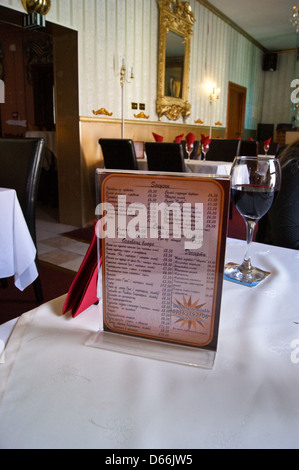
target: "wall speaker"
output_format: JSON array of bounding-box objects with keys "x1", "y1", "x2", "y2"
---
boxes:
[{"x1": 263, "y1": 53, "x2": 277, "y2": 72}]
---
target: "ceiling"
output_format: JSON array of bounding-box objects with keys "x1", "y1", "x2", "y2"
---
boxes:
[{"x1": 205, "y1": 0, "x2": 298, "y2": 51}]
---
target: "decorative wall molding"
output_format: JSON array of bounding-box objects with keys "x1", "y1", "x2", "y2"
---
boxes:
[
  {"x1": 92, "y1": 108, "x2": 113, "y2": 116},
  {"x1": 21, "y1": 0, "x2": 51, "y2": 15},
  {"x1": 134, "y1": 112, "x2": 149, "y2": 119}
]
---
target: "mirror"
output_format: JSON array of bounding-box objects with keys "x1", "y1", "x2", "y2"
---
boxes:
[
  {"x1": 165, "y1": 31, "x2": 185, "y2": 98},
  {"x1": 157, "y1": 0, "x2": 195, "y2": 121}
]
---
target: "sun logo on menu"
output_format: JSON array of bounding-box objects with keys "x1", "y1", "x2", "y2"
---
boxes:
[{"x1": 171, "y1": 296, "x2": 207, "y2": 331}]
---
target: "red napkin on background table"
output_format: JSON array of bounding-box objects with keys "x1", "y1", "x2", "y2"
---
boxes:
[
  {"x1": 200, "y1": 134, "x2": 211, "y2": 150},
  {"x1": 174, "y1": 133, "x2": 184, "y2": 143},
  {"x1": 185, "y1": 132, "x2": 195, "y2": 150},
  {"x1": 62, "y1": 221, "x2": 102, "y2": 318},
  {"x1": 264, "y1": 137, "x2": 271, "y2": 148},
  {"x1": 152, "y1": 132, "x2": 164, "y2": 142},
  {"x1": 186, "y1": 132, "x2": 195, "y2": 145},
  {"x1": 248, "y1": 137, "x2": 253, "y2": 141}
]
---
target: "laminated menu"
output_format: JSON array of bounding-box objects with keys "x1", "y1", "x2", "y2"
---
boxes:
[{"x1": 97, "y1": 171, "x2": 230, "y2": 352}]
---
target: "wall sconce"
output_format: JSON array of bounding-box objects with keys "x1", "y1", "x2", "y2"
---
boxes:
[
  {"x1": 205, "y1": 81, "x2": 220, "y2": 103},
  {"x1": 290, "y1": 5, "x2": 299, "y2": 32},
  {"x1": 209, "y1": 87, "x2": 220, "y2": 104},
  {"x1": 120, "y1": 59, "x2": 134, "y2": 87},
  {"x1": 120, "y1": 58, "x2": 134, "y2": 138},
  {"x1": 205, "y1": 81, "x2": 220, "y2": 138}
]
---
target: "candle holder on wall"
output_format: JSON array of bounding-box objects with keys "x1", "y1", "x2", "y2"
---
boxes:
[
  {"x1": 120, "y1": 60, "x2": 134, "y2": 138},
  {"x1": 206, "y1": 82, "x2": 220, "y2": 139}
]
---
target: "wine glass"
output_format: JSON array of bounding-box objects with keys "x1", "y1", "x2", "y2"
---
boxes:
[
  {"x1": 186, "y1": 142, "x2": 193, "y2": 162},
  {"x1": 201, "y1": 143, "x2": 209, "y2": 161},
  {"x1": 264, "y1": 143, "x2": 270, "y2": 155},
  {"x1": 224, "y1": 156, "x2": 281, "y2": 285}
]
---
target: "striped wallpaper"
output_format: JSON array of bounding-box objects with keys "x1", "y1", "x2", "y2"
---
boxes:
[{"x1": 2, "y1": 0, "x2": 296, "y2": 130}]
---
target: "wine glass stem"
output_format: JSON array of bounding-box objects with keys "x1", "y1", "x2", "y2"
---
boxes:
[{"x1": 242, "y1": 219, "x2": 256, "y2": 270}]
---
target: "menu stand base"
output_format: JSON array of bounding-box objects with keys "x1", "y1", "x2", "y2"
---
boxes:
[{"x1": 85, "y1": 330, "x2": 216, "y2": 369}]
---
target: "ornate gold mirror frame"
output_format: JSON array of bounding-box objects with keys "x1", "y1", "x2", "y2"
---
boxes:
[{"x1": 157, "y1": 0, "x2": 195, "y2": 121}]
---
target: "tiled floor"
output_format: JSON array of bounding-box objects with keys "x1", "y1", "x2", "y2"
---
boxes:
[{"x1": 36, "y1": 204, "x2": 88, "y2": 273}]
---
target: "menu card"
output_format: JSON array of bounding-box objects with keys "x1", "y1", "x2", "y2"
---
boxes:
[{"x1": 97, "y1": 171, "x2": 230, "y2": 352}]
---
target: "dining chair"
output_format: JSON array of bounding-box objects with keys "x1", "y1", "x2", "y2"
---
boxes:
[
  {"x1": 206, "y1": 139, "x2": 240, "y2": 162},
  {"x1": 0, "y1": 137, "x2": 46, "y2": 303},
  {"x1": 145, "y1": 142, "x2": 186, "y2": 172},
  {"x1": 238, "y1": 140, "x2": 258, "y2": 156},
  {"x1": 99, "y1": 138, "x2": 138, "y2": 170},
  {"x1": 181, "y1": 140, "x2": 200, "y2": 160}
]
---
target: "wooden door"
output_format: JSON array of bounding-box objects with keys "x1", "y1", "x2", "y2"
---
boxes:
[{"x1": 226, "y1": 82, "x2": 246, "y2": 139}]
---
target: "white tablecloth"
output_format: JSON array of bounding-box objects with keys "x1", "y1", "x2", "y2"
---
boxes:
[
  {"x1": 0, "y1": 238, "x2": 298, "y2": 449},
  {"x1": 137, "y1": 159, "x2": 232, "y2": 176},
  {"x1": 0, "y1": 188, "x2": 38, "y2": 290},
  {"x1": 185, "y1": 160, "x2": 232, "y2": 175}
]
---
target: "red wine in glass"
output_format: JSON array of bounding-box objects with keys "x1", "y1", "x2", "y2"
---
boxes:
[
  {"x1": 232, "y1": 185, "x2": 278, "y2": 222},
  {"x1": 225, "y1": 156, "x2": 281, "y2": 285}
]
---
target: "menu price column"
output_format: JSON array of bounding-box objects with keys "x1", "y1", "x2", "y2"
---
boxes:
[{"x1": 160, "y1": 248, "x2": 173, "y2": 338}]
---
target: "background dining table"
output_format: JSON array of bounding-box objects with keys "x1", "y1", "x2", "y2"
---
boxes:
[
  {"x1": 137, "y1": 158, "x2": 232, "y2": 176},
  {"x1": 0, "y1": 188, "x2": 38, "y2": 291},
  {"x1": 185, "y1": 159, "x2": 232, "y2": 175},
  {"x1": 0, "y1": 238, "x2": 298, "y2": 449}
]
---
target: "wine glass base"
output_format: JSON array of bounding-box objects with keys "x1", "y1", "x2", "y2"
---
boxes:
[{"x1": 224, "y1": 262, "x2": 270, "y2": 287}]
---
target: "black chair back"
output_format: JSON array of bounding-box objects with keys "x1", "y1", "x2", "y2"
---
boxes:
[
  {"x1": 206, "y1": 139, "x2": 240, "y2": 162},
  {"x1": 0, "y1": 137, "x2": 46, "y2": 302},
  {"x1": 238, "y1": 140, "x2": 258, "y2": 156},
  {"x1": 99, "y1": 138, "x2": 138, "y2": 170},
  {"x1": 145, "y1": 142, "x2": 186, "y2": 172}
]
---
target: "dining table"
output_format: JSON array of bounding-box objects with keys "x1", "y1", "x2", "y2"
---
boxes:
[
  {"x1": 137, "y1": 158, "x2": 232, "y2": 176},
  {"x1": 0, "y1": 188, "x2": 38, "y2": 291},
  {"x1": 185, "y1": 159, "x2": 232, "y2": 175},
  {"x1": 0, "y1": 237, "x2": 298, "y2": 449}
]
